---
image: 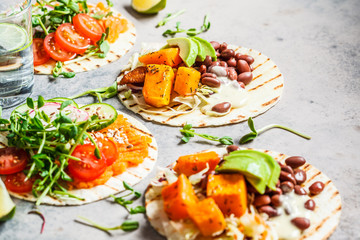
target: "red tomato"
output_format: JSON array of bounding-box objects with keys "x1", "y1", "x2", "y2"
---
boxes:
[
  {"x1": 55, "y1": 23, "x2": 91, "y2": 54},
  {"x1": 73, "y1": 14, "x2": 104, "y2": 42},
  {"x1": 43, "y1": 32, "x2": 77, "y2": 62},
  {"x1": 0, "y1": 147, "x2": 28, "y2": 175},
  {"x1": 95, "y1": 137, "x2": 118, "y2": 166},
  {"x1": 33, "y1": 38, "x2": 50, "y2": 66},
  {"x1": 4, "y1": 172, "x2": 34, "y2": 193},
  {"x1": 68, "y1": 144, "x2": 106, "y2": 181}
]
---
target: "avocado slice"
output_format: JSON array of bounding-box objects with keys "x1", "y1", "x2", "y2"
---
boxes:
[
  {"x1": 216, "y1": 150, "x2": 280, "y2": 194},
  {"x1": 166, "y1": 37, "x2": 198, "y2": 67},
  {"x1": 0, "y1": 179, "x2": 16, "y2": 221},
  {"x1": 191, "y1": 38, "x2": 206, "y2": 62},
  {"x1": 191, "y1": 36, "x2": 217, "y2": 61}
]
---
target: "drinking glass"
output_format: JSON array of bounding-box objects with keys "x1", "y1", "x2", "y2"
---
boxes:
[{"x1": 0, "y1": 0, "x2": 34, "y2": 109}]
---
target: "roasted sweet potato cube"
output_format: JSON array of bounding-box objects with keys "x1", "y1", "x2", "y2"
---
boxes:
[
  {"x1": 138, "y1": 48, "x2": 182, "y2": 67},
  {"x1": 206, "y1": 173, "x2": 247, "y2": 217},
  {"x1": 173, "y1": 67, "x2": 201, "y2": 96},
  {"x1": 161, "y1": 174, "x2": 198, "y2": 220},
  {"x1": 174, "y1": 151, "x2": 220, "y2": 177},
  {"x1": 142, "y1": 64, "x2": 175, "y2": 107},
  {"x1": 188, "y1": 198, "x2": 226, "y2": 237}
]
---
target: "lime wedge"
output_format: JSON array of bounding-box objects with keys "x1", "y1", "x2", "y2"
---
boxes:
[
  {"x1": 0, "y1": 23, "x2": 28, "y2": 52},
  {"x1": 0, "y1": 178, "x2": 16, "y2": 221},
  {"x1": 131, "y1": 0, "x2": 166, "y2": 14}
]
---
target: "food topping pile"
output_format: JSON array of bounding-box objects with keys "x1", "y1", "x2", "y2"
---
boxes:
[
  {"x1": 146, "y1": 146, "x2": 327, "y2": 239},
  {"x1": 118, "y1": 37, "x2": 255, "y2": 117},
  {"x1": 0, "y1": 98, "x2": 151, "y2": 205}
]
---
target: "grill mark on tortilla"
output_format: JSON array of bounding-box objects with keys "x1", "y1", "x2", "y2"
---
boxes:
[
  {"x1": 130, "y1": 125, "x2": 153, "y2": 137},
  {"x1": 261, "y1": 96, "x2": 279, "y2": 107},
  {"x1": 323, "y1": 179, "x2": 331, "y2": 187},
  {"x1": 253, "y1": 73, "x2": 262, "y2": 81},
  {"x1": 64, "y1": 67, "x2": 74, "y2": 72},
  {"x1": 307, "y1": 170, "x2": 321, "y2": 182},
  {"x1": 116, "y1": 55, "x2": 121, "y2": 58},
  {"x1": 253, "y1": 65, "x2": 277, "y2": 81},
  {"x1": 131, "y1": 32, "x2": 135, "y2": 36},
  {"x1": 330, "y1": 190, "x2": 340, "y2": 199},
  {"x1": 274, "y1": 83, "x2": 284, "y2": 90},
  {"x1": 107, "y1": 60, "x2": 112, "y2": 63},
  {"x1": 127, "y1": 170, "x2": 141, "y2": 178},
  {"x1": 147, "y1": 156, "x2": 156, "y2": 161},
  {"x1": 34, "y1": 69, "x2": 40, "y2": 74},
  {"x1": 96, "y1": 64, "x2": 100, "y2": 68},
  {"x1": 248, "y1": 73, "x2": 282, "y2": 91},
  {"x1": 149, "y1": 145, "x2": 157, "y2": 150},
  {"x1": 85, "y1": 58, "x2": 91, "y2": 61},
  {"x1": 104, "y1": 184, "x2": 120, "y2": 191},
  {"x1": 198, "y1": 122, "x2": 206, "y2": 127},
  {"x1": 165, "y1": 113, "x2": 184, "y2": 121},
  {"x1": 253, "y1": 58, "x2": 270, "y2": 71},
  {"x1": 130, "y1": 41, "x2": 134, "y2": 46},
  {"x1": 302, "y1": 163, "x2": 311, "y2": 171},
  {"x1": 0, "y1": 141, "x2": 7, "y2": 147},
  {"x1": 129, "y1": 103, "x2": 138, "y2": 108},
  {"x1": 109, "y1": 50, "x2": 115, "y2": 54}
]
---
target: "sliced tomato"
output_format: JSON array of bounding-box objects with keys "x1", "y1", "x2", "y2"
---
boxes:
[
  {"x1": 95, "y1": 137, "x2": 118, "y2": 166},
  {"x1": 33, "y1": 38, "x2": 50, "y2": 66},
  {"x1": 0, "y1": 147, "x2": 28, "y2": 175},
  {"x1": 55, "y1": 23, "x2": 91, "y2": 54},
  {"x1": 43, "y1": 32, "x2": 77, "y2": 62},
  {"x1": 4, "y1": 172, "x2": 34, "y2": 193},
  {"x1": 68, "y1": 144, "x2": 106, "y2": 182},
  {"x1": 73, "y1": 14, "x2": 104, "y2": 42}
]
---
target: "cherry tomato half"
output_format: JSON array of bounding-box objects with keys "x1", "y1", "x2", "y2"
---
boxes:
[
  {"x1": 68, "y1": 144, "x2": 106, "y2": 182},
  {"x1": 33, "y1": 38, "x2": 50, "y2": 66},
  {"x1": 95, "y1": 137, "x2": 118, "y2": 166},
  {"x1": 0, "y1": 147, "x2": 28, "y2": 175},
  {"x1": 43, "y1": 32, "x2": 77, "y2": 62},
  {"x1": 73, "y1": 14, "x2": 104, "y2": 42},
  {"x1": 4, "y1": 172, "x2": 34, "y2": 193},
  {"x1": 55, "y1": 23, "x2": 91, "y2": 54}
]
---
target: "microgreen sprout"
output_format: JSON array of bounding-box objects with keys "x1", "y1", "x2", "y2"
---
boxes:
[
  {"x1": 28, "y1": 208, "x2": 46, "y2": 234},
  {"x1": 70, "y1": 81, "x2": 118, "y2": 103},
  {"x1": 109, "y1": 182, "x2": 145, "y2": 214},
  {"x1": 239, "y1": 117, "x2": 312, "y2": 144},
  {"x1": 180, "y1": 123, "x2": 233, "y2": 145},
  {"x1": 162, "y1": 14, "x2": 211, "y2": 37},
  {"x1": 76, "y1": 217, "x2": 139, "y2": 235},
  {"x1": 156, "y1": 9, "x2": 186, "y2": 27}
]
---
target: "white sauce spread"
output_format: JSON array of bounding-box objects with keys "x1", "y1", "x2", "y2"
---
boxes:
[
  {"x1": 201, "y1": 75, "x2": 248, "y2": 116},
  {"x1": 269, "y1": 191, "x2": 313, "y2": 239}
]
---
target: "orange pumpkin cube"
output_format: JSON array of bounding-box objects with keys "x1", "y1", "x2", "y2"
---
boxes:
[
  {"x1": 173, "y1": 67, "x2": 201, "y2": 96},
  {"x1": 161, "y1": 174, "x2": 198, "y2": 220},
  {"x1": 139, "y1": 48, "x2": 182, "y2": 67},
  {"x1": 207, "y1": 173, "x2": 247, "y2": 217},
  {"x1": 142, "y1": 64, "x2": 175, "y2": 107},
  {"x1": 174, "y1": 151, "x2": 220, "y2": 177},
  {"x1": 188, "y1": 198, "x2": 226, "y2": 237}
]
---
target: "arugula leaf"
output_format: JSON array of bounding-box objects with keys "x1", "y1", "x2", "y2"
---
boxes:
[
  {"x1": 180, "y1": 124, "x2": 233, "y2": 145},
  {"x1": 239, "y1": 117, "x2": 311, "y2": 144}
]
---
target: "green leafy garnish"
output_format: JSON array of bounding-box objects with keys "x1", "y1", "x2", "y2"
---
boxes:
[
  {"x1": 156, "y1": 9, "x2": 186, "y2": 27},
  {"x1": 239, "y1": 117, "x2": 312, "y2": 144},
  {"x1": 109, "y1": 181, "x2": 145, "y2": 214},
  {"x1": 70, "y1": 81, "x2": 117, "y2": 103},
  {"x1": 52, "y1": 61, "x2": 76, "y2": 78},
  {"x1": 76, "y1": 217, "x2": 139, "y2": 234},
  {"x1": 162, "y1": 14, "x2": 210, "y2": 37},
  {"x1": 0, "y1": 96, "x2": 109, "y2": 205},
  {"x1": 180, "y1": 123, "x2": 233, "y2": 145}
]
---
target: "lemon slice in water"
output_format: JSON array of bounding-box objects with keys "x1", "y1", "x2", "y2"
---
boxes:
[
  {"x1": 0, "y1": 178, "x2": 16, "y2": 221},
  {"x1": 0, "y1": 23, "x2": 28, "y2": 52},
  {"x1": 131, "y1": 0, "x2": 166, "y2": 14}
]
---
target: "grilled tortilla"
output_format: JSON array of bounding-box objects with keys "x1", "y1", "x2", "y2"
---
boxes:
[
  {"x1": 117, "y1": 44, "x2": 284, "y2": 127},
  {"x1": 0, "y1": 112, "x2": 157, "y2": 206},
  {"x1": 145, "y1": 148, "x2": 341, "y2": 240},
  {"x1": 34, "y1": 8, "x2": 136, "y2": 75}
]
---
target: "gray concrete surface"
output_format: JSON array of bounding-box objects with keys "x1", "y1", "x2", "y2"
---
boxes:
[{"x1": 1, "y1": 0, "x2": 359, "y2": 239}]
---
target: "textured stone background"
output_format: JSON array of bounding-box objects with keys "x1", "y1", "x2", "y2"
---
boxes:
[{"x1": 1, "y1": 0, "x2": 359, "y2": 239}]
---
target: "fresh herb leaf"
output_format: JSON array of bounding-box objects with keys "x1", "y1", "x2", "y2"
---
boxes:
[
  {"x1": 106, "y1": 0, "x2": 113, "y2": 7},
  {"x1": 156, "y1": 9, "x2": 186, "y2": 27},
  {"x1": 162, "y1": 14, "x2": 211, "y2": 37},
  {"x1": 129, "y1": 206, "x2": 146, "y2": 214},
  {"x1": 60, "y1": 100, "x2": 73, "y2": 110},
  {"x1": 76, "y1": 216, "x2": 138, "y2": 234},
  {"x1": 239, "y1": 117, "x2": 312, "y2": 144},
  {"x1": 70, "y1": 81, "x2": 117, "y2": 102},
  {"x1": 27, "y1": 97, "x2": 35, "y2": 109},
  {"x1": 180, "y1": 124, "x2": 233, "y2": 145},
  {"x1": 124, "y1": 89, "x2": 132, "y2": 99}
]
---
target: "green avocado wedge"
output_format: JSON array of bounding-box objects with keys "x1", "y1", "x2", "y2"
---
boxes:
[
  {"x1": 0, "y1": 178, "x2": 16, "y2": 222},
  {"x1": 216, "y1": 150, "x2": 281, "y2": 194},
  {"x1": 191, "y1": 36, "x2": 217, "y2": 61},
  {"x1": 166, "y1": 37, "x2": 198, "y2": 67},
  {"x1": 191, "y1": 37, "x2": 206, "y2": 62}
]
